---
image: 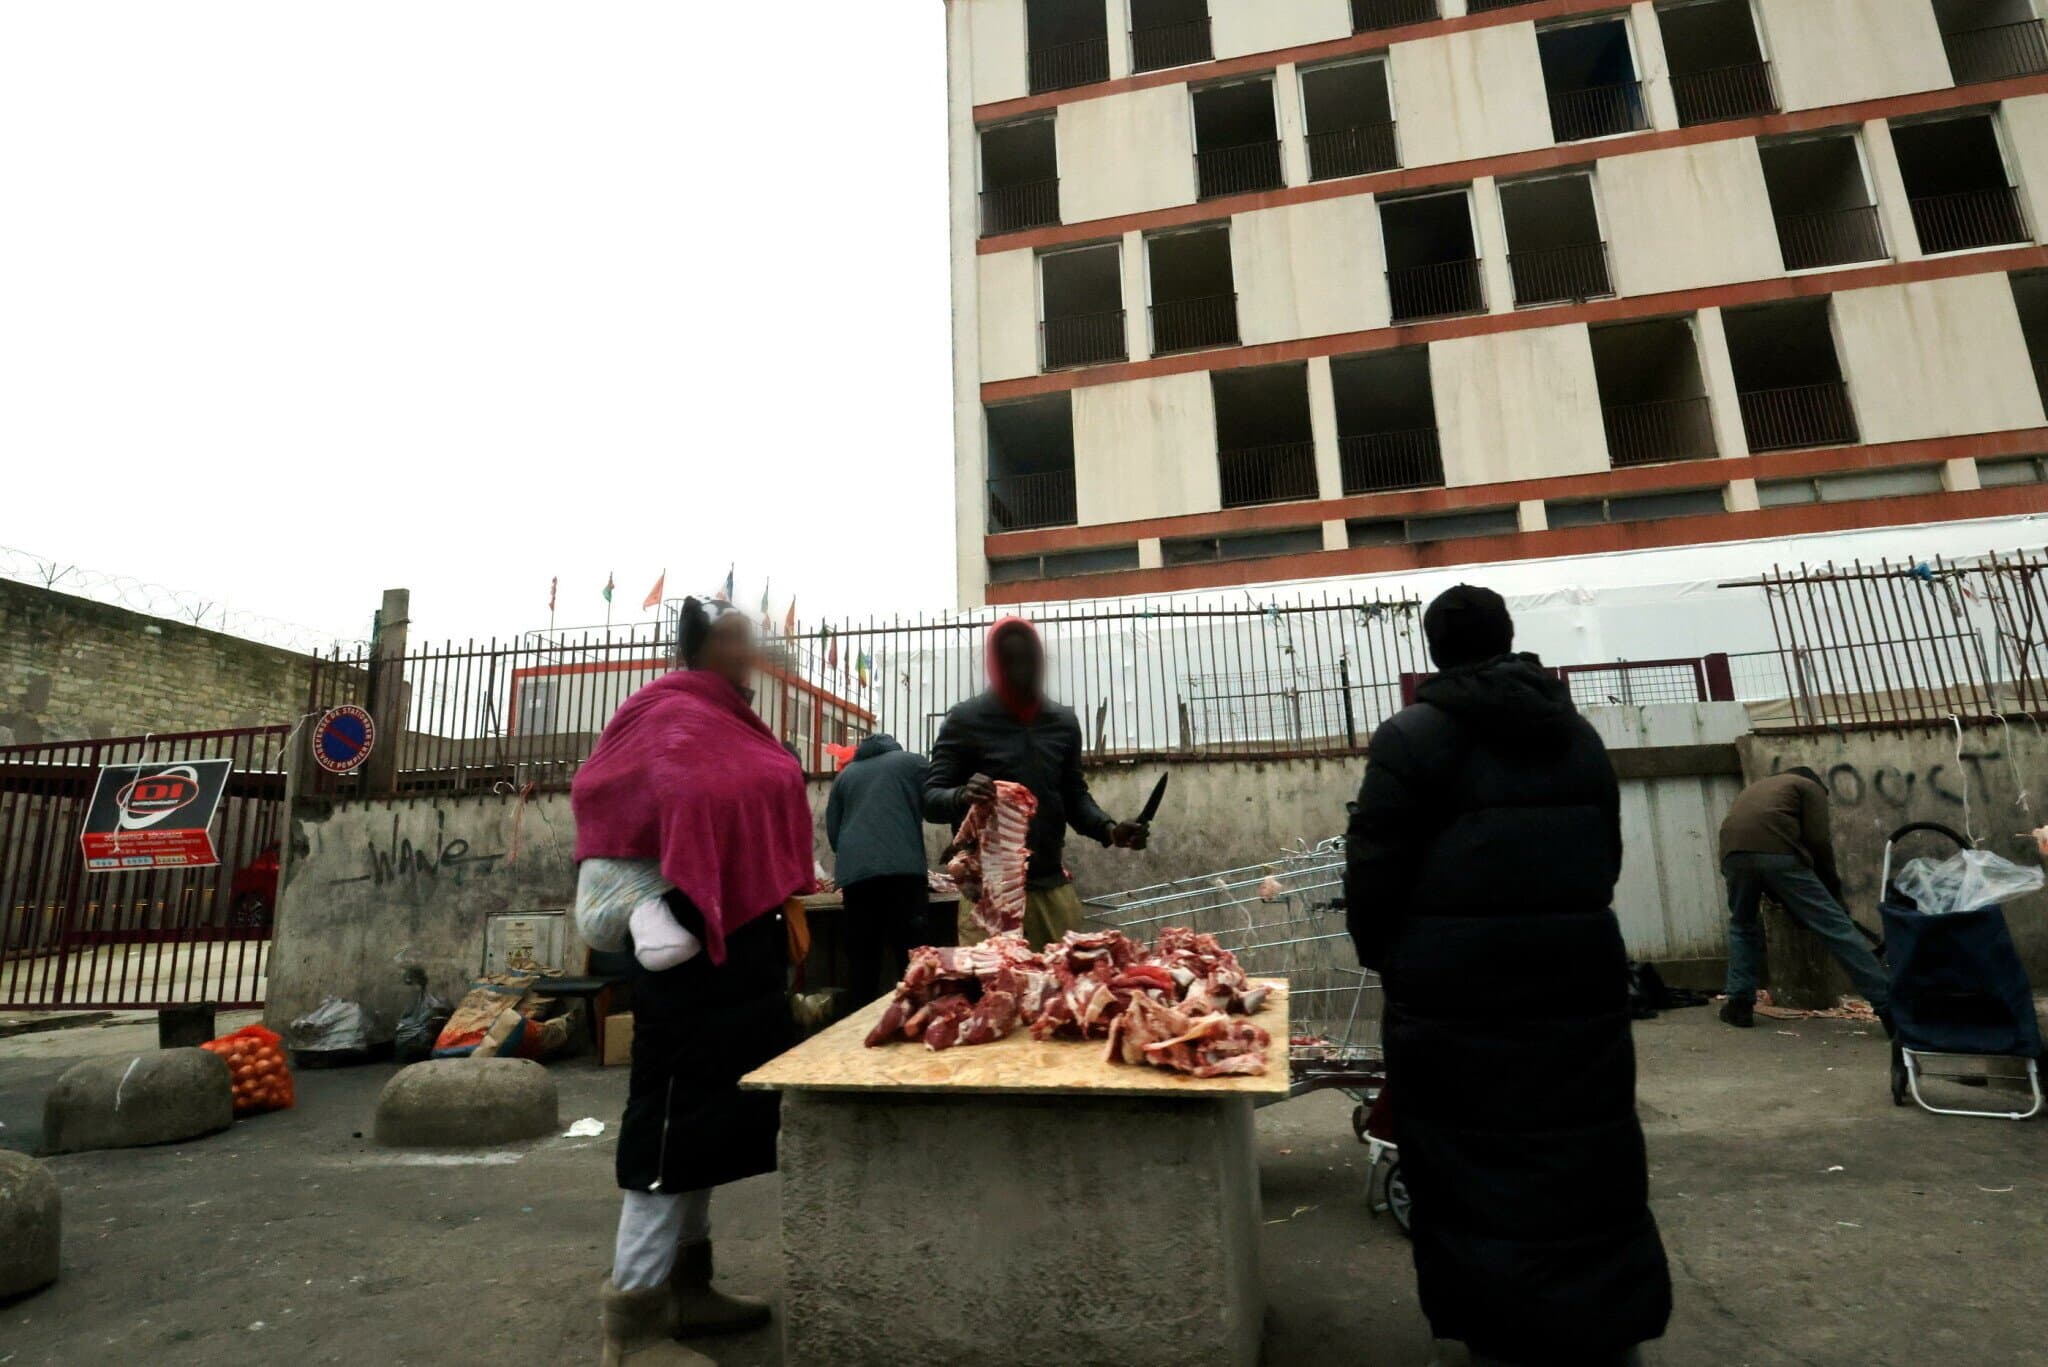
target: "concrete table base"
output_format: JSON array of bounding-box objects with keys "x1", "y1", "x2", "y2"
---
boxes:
[{"x1": 779, "y1": 1090, "x2": 1262, "y2": 1367}]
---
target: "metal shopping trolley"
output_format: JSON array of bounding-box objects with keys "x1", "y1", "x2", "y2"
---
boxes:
[
  {"x1": 1087, "y1": 838, "x2": 1411, "y2": 1230},
  {"x1": 1878, "y1": 822, "x2": 2045, "y2": 1121}
]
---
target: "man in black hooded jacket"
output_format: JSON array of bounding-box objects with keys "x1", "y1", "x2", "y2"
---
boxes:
[{"x1": 1345, "y1": 585, "x2": 1670, "y2": 1367}]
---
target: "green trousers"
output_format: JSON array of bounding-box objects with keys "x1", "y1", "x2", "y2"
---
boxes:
[{"x1": 956, "y1": 882, "x2": 1087, "y2": 951}]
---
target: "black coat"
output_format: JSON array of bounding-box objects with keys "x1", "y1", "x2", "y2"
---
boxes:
[
  {"x1": 1345, "y1": 655, "x2": 1670, "y2": 1359},
  {"x1": 923, "y1": 691, "x2": 1113, "y2": 889},
  {"x1": 826, "y1": 735, "x2": 932, "y2": 888},
  {"x1": 616, "y1": 892, "x2": 792, "y2": 1194}
]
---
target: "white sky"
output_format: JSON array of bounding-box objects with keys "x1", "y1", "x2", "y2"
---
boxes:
[{"x1": 0, "y1": 4, "x2": 957, "y2": 645}]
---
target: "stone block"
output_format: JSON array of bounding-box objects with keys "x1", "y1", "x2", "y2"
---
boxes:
[
  {"x1": 41, "y1": 1049, "x2": 233, "y2": 1155},
  {"x1": 0, "y1": 1150, "x2": 61, "y2": 1298},
  {"x1": 372, "y1": 1058, "x2": 558, "y2": 1147},
  {"x1": 779, "y1": 1091, "x2": 1261, "y2": 1367}
]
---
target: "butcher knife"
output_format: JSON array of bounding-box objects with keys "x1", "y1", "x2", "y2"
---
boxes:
[{"x1": 1136, "y1": 773, "x2": 1170, "y2": 827}]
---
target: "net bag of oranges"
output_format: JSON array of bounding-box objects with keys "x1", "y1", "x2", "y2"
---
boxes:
[{"x1": 201, "y1": 1024, "x2": 296, "y2": 1116}]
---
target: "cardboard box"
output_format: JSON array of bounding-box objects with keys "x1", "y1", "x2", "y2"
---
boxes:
[{"x1": 603, "y1": 1013, "x2": 635, "y2": 1067}]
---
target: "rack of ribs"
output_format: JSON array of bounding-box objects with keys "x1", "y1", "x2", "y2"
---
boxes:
[{"x1": 944, "y1": 780, "x2": 1039, "y2": 940}]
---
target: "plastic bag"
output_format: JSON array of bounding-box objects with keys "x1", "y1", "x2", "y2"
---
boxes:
[
  {"x1": 394, "y1": 966, "x2": 452, "y2": 1065},
  {"x1": 289, "y1": 996, "x2": 370, "y2": 1052},
  {"x1": 1894, "y1": 847, "x2": 2046, "y2": 915},
  {"x1": 575, "y1": 857, "x2": 672, "y2": 952},
  {"x1": 201, "y1": 1024, "x2": 296, "y2": 1116}
]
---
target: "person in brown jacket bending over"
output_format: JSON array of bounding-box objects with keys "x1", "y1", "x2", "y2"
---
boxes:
[{"x1": 1719, "y1": 766, "x2": 1892, "y2": 1031}]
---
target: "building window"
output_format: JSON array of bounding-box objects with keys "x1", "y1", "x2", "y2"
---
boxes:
[
  {"x1": 1547, "y1": 487, "x2": 1727, "y2": 528},
  {"x1": 1978, "y1": 454, "x2": 2048, "y2": 486},
  {"x1": 980, "y1": 117, "x2": 1060, "y2": 237},
  {"x1": 2011, "y1": 270, "x2": 2048, "y2": 411},
  {"x1": 1759, "y1": 132, "x2": 1888, "y2": 270},
  {"x1": 1654, "y1": 0, "x2": 1777, "y2": 125},
  {"x1": 1934, "y1": 0, "x2": 2048, "y2": 85},
  {"x1": 1130, "y1": 0, "x2": 1212, "y2": 74},
  {"x1": 1469, "y1": 0, "x2": 1542, "y2": 12},
  {"x1": 1758, "y1": 467, "x2": 1946, "y2": 506},
  {"x1": 1331, "y1": 348, "x2": 1444, "y2": 494},
  {"x1": 1498, "y1": 170, "x2": 1613, "y2": 307},
  {"x1": 990, "y1": 544, "x2": 1142, "y2": 584},
  {"x1": 1722, "y1": 299, "x2": 1859, "y2": 453},
  {"x1": 1300, "y1": 58, "x2": 1399, "y2": 182},
  {"x1": 1352, "y1": 0, "x2": 1437, "y2": 32},
  {"x1": 1890, "y1": 112, "x2": 2030, "y2": 254},
  {"x1": 1538, "y1": 16, "x2": 1650, "y2": 143},
  {"x1": 1027, "y1": 0, "x2": 1111, "y2": 93},
  {"x1": 1346, "y1": 506, "x2": 1519, "y2": 545},
  {"x1": 985, "y1": 395, "x2": 1078, "y2": 533},
  {"x1": 1039, "y1": 242, "x2": 1127, "y2": 371},
  {"x1": 1163, "y1": 527, "x2": 1326, "y2": 565},
  {"x1": 1213, "y1": 364, "x2": 1321, "y2": 508},
  {"x1": 1380, "y1": 189, "x2": 1485, "y2": 323},
  {"x1": 1591, "y1": 317, "x2": 1719, "y2": 468},
  {"x1": 1192, "y1": 76, "x2": 1285, "y2": 200},
  {"x1": 1146, "y1": 224, "x2": 1239, "y2": 355}
]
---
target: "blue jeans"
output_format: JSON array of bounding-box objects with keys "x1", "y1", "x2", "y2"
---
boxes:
[{"x1": 1722, "y1": 851, "x2": 1890, "y2": 1009}]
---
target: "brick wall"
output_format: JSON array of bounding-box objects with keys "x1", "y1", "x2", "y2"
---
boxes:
[{"x1": 0, "y1": 580, "x2": 320, "y2": 745}]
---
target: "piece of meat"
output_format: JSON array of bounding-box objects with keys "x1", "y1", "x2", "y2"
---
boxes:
[{"x1": 945, "y1": 782, "x2": 1039, "y2": 939}]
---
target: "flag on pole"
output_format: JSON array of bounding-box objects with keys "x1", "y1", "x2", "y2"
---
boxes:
[
  {"x1": 783, "y1": 598, "x2": 797, "y2": 637},
  {"x1": 760, "y1": 579, "x2": 772, "y2": 631},
  {"x1": 643, "y1": 570, "x2": 666, "y2": 612},
  {"x1": 716, "y1": 565, "x2": 734, "y2": 603},
  {"x1": 856, "y1": 651, "x2": 871, "y2": 690},
  {"x1": 548, "y1": 577, "x2": 557, "y2": 614},
  {"x1": 602, "y1": 572, "x2": 614, "y2": 604},
  {"x1": 824, "y1": 626, "x2": 837, "y2": 673}
]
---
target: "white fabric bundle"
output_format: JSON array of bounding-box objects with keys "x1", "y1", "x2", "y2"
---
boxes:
[{"x1": 574, "y1": 857, "x2": 673, "y2": 952}]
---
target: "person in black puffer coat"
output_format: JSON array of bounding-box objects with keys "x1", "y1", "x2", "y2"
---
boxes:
[{"x1": 1345, "y1": 585, "x2": 1670, "y2": 1367}]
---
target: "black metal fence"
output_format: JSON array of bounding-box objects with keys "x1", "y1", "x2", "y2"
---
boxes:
[
  {"x1": 305, "y1": 594, "x2": 1433, "y2": 792},
  {"x1": 1604, "y1": 396, "x2": 1719, "y2": 468},
  {"x1": 1671, "y1": 62, "x2": 1777, "y2": 125},
  {"x1": 1736, "y1": 382, "x2": 1859, "y2": 453},
  {"x1": 1339, "y1": 429, "x2": 1445, "y2": 495},
  {"x1": 1942, "y1": 19, "x2": 2048, "y2": 85},
  {"x1": 1910, "y1": 186, "x2": 2030, "y2": 255},
  {"x1": 981, "y1": 179, "x2": 1060, "y2": 237},
  {"x1": 1352, "y1": 0, "x2": 1436, "y2": 31},
  {"x1": 1218, "y1": 442, "x2": 1322, "y2": 508},
  {"x1": 1029, "y1": 35, "x2": 1111, "y2": 94},
  {"x1": 1775, "y1": 204, "x2": 1888, "y2": 271},
  {"x1": 1132, "y1": 17, "x2": 1212, "y2": 72},
  {"x1": 1042, "y1": 310, "x2": 1128, "y2": 369},
  {"x1": 1725, "y1": 552, "x2": 2048, "y2": 727},
  {"x1": 1387, "y1": 258, "x2": 1485, "y2": 322},
  {"x1": 1508, "y1": 241, "x2": 1613, "y2": 307},
  {"x1": 988, "y1": 470, "x2": 1079, "y2": 533},
  {"x1": 1151, "y1": 293, "x2": 1240, "y2": 354},
  {"x1": 1197, "y1": 140, "x2": 1285, "y2": 200},
  {"x1": 1549, "y1": 82, "x2": 1649, "y2": 143},
  {"x1": 1306, "y1": 123, "x2": 1400, "y2": 181}
]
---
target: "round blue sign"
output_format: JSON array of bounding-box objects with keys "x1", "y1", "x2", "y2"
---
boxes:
[{"x1": 313, "y1": 705, "x2": 376, "y2": 774}]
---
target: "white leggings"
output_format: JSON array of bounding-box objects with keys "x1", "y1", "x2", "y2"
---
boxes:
[{"x1": 612, "y1": 1188, "x2": 712, "y2": 1291}]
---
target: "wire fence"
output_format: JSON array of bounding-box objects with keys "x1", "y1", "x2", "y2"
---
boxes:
[{"x1": 307, "y1": 591, "x2": 1430, "y2": 795}]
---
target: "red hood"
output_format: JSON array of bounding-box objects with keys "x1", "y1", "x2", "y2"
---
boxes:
[{"x1": 986, "y1": 616, "x2": 1043, "y2": 723}]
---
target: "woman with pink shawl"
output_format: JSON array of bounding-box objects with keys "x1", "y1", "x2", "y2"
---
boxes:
[{"x1": 575, "y1": 597, "x2": 814, "y2": 1366}]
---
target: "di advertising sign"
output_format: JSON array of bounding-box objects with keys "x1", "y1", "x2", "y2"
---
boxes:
[{"x1": 80, "y1": 759, "x2": 233, "y2": 872}]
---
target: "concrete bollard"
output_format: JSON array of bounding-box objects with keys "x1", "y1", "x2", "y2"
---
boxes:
[
  {"x1": 0, "y1": 1150, "x2": 61, "y2": 1299},
  {"x1": 41, "y1": 1049, "x2": 234, "y2": 1155},
  {"x1": 372, "y1": 1057, "x2": 559, "y2": 1147}
]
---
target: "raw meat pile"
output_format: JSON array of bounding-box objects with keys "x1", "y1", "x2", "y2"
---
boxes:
[
  {"x1": 945, "y1": 780, "x2": 1038, "y2": 939},
  {"x1": 863, "y1": 926, "x2": 1273, "y2": 1078}
]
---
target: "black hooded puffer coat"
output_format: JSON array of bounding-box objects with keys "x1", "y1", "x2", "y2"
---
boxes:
[{"x1": 1344, "y1": 654, "x2": 1671, "y2": 1362}]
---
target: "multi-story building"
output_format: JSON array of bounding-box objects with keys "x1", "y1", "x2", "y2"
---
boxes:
[{"x1": 943, "y1": 0, "x2": 2048, "y2": 606}]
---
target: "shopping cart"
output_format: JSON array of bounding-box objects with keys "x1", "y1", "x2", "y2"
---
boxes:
[
  {"x1": 1087, "y1": 838, "x2": 1409, "y2": 1230},
  {"x1": 1878, "y1": 822, "x2": 2045, "y2": 1121}
]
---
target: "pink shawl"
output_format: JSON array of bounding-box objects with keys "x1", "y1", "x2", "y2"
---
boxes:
[{"x1": 571, "y1": 670, "x2": 815, "y2": 964}]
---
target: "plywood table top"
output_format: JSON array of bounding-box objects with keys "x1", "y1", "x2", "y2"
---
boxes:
[{"x1": 744, "y1": 978, "x2": 1289, "y2": 1099}]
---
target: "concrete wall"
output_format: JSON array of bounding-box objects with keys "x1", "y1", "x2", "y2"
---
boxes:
[
  {"x1": 978, "y1": 248, "x2": 1041, "y2": 381},
  {"x1": 1390, "y1": 24, "x2": 1552, "y2": 170},
  {"x1": 1740, "y1": 724, "x2": 2048, "y2": 984},
  {"x1": 1209, "y1": 0, "x2": 1351, "y2": 61},
  {"x1": 1231, "y1": 195, "x2": 1388, "y2": 345},
  {"x1": 1073, "y1": 372, "x2": 1221, "y2": 524},
  {"x1": 0, "y1": 581, "x2": 318, "y2": 746},
  {"x1": 1753, "y1": 0, "x2": 1953, "y2": 113},
  {"x1": 2003, "y1": 94, "x2": 2048, "y2": 238},
  {"x1": 1834, "y1": 274, "x2": 2048, "y2": 445},
  {"x1": 266, "y1": 790, "x2": 580, "y2": 1032},
  {"x1": 1057, "y1": 85, "x2": 1198, "y2": 224},
  {"x1": 967, "y1": 0, "x2": 1030, "y2": 107},
  {"x1": 1600, "y1": 139, "x2": 1783, "y2": 296},
  {"x1": 1432, "y1": 323, "x2": 1612, "y2": 487}
]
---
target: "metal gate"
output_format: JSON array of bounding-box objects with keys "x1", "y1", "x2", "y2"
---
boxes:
[{"x1": 0, "y1": 726, "x2": 287, "y2": 1010}]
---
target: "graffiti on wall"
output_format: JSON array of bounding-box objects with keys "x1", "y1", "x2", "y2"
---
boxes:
[{"x1": 327, "y1": 808, "x2": 506, "y2": 891}]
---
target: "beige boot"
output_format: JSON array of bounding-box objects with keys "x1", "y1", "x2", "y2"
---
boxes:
[
  {"x1": 599, "y1": 1279, "x2": 716, "y2": 1366},
  {"x1": 669, "y1": 1241, "x2": 771, "y2": 1337}
]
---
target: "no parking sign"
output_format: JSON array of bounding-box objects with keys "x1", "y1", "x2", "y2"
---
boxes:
[{"x1": 312, "y1": 704, "x2": 376, "y2": 774}]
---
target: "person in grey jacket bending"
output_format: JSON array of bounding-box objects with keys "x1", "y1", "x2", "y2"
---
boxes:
[{"x1": 826, "y1": 734, "x2": 936, "y2": 998}]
